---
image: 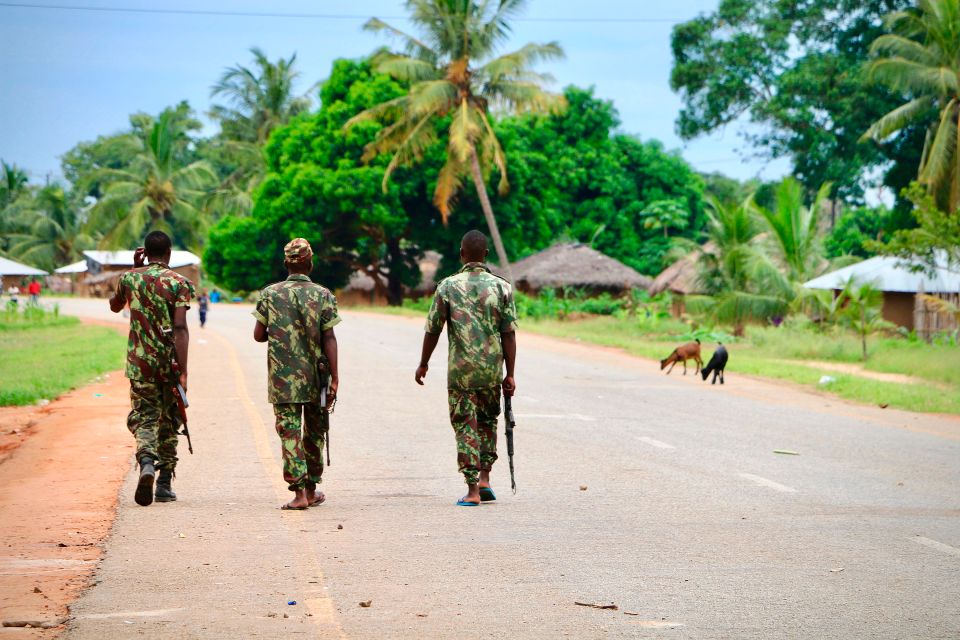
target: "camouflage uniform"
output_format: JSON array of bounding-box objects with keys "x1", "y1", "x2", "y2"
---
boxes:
[
  {"x1": 252, "y1": 239, "x2": 341, "y2": 492},
  {"x1": 116, "y1": 262, "x2": 195, "y2": 471},
  {"x1": 425, "y1": 262, "x2": 518, "y2": 485}
]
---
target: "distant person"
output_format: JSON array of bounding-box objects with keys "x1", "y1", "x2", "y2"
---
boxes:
[
  {"x1": 198, "y1": 290, "x2": 209, "y2": 328},
  {"x1": 27, "y1": 279, "x2": 41, "y2": 305},
  {"x1": 253, "y1": 238, "x2": 340, "y2": 510},
  {"x1": 109, "y1": 230, "x2": 195, "y2": 507},
  {"x1": 8, "y1": 285, "x2": 19, "y2": 307},
  {"x1": 415, "y1": 230, "x2": 518, "y2": 506}
]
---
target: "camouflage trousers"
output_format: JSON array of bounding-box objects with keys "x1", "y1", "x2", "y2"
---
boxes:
[
  {"x1": 273, "y1": 402, "x2": 327, "y2": 492},
  {"x1": 448, "y1": 386, "x2": 500, "y2": 485},
  {"x1": 127, "y1": 380, "x2": 179, "y2": 471}
]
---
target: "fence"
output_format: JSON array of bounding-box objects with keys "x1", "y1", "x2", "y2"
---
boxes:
[{"x1": 913, "y1": 286, "x2": 960, "y2": 340}]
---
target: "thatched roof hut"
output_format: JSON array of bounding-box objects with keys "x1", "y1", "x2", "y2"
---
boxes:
[
  {"x1": 506, "y1": 243, "x2": 651, "y2": 295},
  {"x1": 649, "y1": 242, "x2": 713, "y2": 296}
]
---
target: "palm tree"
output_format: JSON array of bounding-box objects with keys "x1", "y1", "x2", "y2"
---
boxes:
[
  {"x1": 861, "y1": 0, "x2": 960, "y2": 211},
  {"x1": 752, "y1": 177, "x2": 830, "y2": 283},
  {"x1": 838, "y1": 278, "x2": 892, "y2": 359},
  {"x1": 4, "y1": 185, "x2": 93, "y2": 271},
  {"x1": 210, "y1": 47, "x2": 313, "y2": 145},
  {"x1": 1, "y1": 161, "x2": 29, "y2": 208},
  {"x1": 347, "y1": 0, "x2": 565, "y2": 281},
  {"x1": 689, "y1": 197, "x2": 792, "y2": 336},
  {"x1": 87, "y1": 111, "x2": 216, "y2": 249}
]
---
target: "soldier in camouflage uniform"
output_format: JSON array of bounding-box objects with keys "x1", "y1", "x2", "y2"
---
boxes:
[
  {"x1": 109, "y1": 231, "x2": 195, "y2": 507},
  {"x1": 416, "y1": 230, "x2": 518, "y2": 506},
  {"x1": 253, "y1": 238, "x2": 341, "y2": 510}
]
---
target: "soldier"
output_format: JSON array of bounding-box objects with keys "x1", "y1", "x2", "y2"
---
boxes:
[
  {"x1": 416, "y1": 230, "x2": 518, "y2": 506},
  {"x1": 109, "y1": 230, "x2": 195, "y2": 506},
  {"x1": 253, "y1": 238, "x2": 340, "y2": 510}
]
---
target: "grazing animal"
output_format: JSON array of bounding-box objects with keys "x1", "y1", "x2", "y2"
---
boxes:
[
  {"x1": 660, "y1": 339, "x2": 703, "y2": 375},
  {"x1": 701, "y1": 344, "x2": 728, "y2": 385}
]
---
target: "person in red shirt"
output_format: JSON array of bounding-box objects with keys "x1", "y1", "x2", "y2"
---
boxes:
[{"x1": 27, "y1": 279, "x2": 41, "y2": 305}]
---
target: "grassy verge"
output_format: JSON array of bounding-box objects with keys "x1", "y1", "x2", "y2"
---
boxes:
[
  {"x1": 0, "y1": 308, "x2": 126, "y2": 406},
  {"x1": 521, "y1": 316, "x2": 960, "y2": 415}
]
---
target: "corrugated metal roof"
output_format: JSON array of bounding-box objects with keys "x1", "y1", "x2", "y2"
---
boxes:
[
  {"x1": 803, "y1": 253, "x2": 960, "y2": 293},
  {"x1": 0, "y1": 256, "x2": 48, "y2": 276},
  {"x1": 83, "y1": 250, "x2": 201, "y2": 269},
  {"x1": 54, "y1": 260, "x2": 88, "y2": 274}
]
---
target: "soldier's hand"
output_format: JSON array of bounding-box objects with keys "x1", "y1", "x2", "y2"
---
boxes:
[
  {"x1": 415, "y1": 364, "x2": 428, "y2": 385},
  {"x1": 328, "y1": 377, "x2": 338, "y2": 402},
  {"x1": 502, "y1": 375, "x2": 516, "y2": 397},
  {"x1": 179, "y1": 372, "x2": 188, "y2": 394},
  {"x1": 133, "y1": 247, "x2": 147, "y2": 268}
]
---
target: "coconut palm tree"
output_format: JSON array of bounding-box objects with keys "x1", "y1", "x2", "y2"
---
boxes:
[
  {"x1": 861, "y1": 0, "x2": 960, "y2": 211},
  {"x1": 87, "y1": 111, "x2": 216, "y2": 249},
  {"x1": 347, "y1": 0, "x2": 565, "y2": 281},
  {"x1": 689, "y1": 197, "x2": 792, "y2": 336},
  {"x1": 752, "y1": 177, "x2": 831, "y2": 283},
  {"x1": 210, "y1": 47, "x2": 313, "y2": 145},
  {"x1": 4, "y1": 184, "x2": 93, "y2": 271},
  {"x1": 1, "y1": 161, "x2": 28, "y2": 208}
]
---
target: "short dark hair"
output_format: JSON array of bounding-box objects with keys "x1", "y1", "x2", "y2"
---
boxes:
[
  {"x1": 461, "y1": 230, "x2": 488, "y2": 260},
  {"x1": 144, "y1": 230, "x2": 172, "y2": 259}
]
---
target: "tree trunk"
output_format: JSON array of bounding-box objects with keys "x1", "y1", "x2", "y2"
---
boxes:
[
  {"x1": 385, "y1": 237, "x2": 405, "y2": 307},
  {"x1": 468, "y1": 150, "x2": 513, "y2": 284},
  {"x1": 861, "y1": 308, "x2": 868, "y2": 360}
]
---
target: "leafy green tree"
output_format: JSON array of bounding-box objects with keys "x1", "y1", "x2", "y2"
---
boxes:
[
  {"x1": 873, "y1": 181, "x2": 960, "y2": 270},
  {"x1": 87, "y1": 109, "x2": 216, "y2": 249},
  {"x1": 2, "y1": 184, "x2": 93, "y2": 271},
  {"x1": 206, "y1": 59, "x2": 434, "y2": 298},
  {"x1": 753, "y1": 177, "x2": 830, "y2": 282},
  {"x1": 641, "y1": 199, "x2": 690, "y2": 239},
  {"x1": 861, "y1": 0, "x2": 960, "y2": 212},
  {"x1": 348, "y1": 0, "x2": 565, "y2": 281},
  {"x1": 671, "y1": 0, "x2": 919, "y2": 203},
  {"x1": 825, "y1": 205, "x2": 892, "y2": 258}
]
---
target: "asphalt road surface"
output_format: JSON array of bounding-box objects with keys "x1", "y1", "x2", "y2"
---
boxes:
[{"x1": 53, "y1": 297, "x2": 960, "y2": 639}]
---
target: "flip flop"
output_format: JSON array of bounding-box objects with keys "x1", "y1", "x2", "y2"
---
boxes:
[
  {"x1": 479, "y1": 487, "x2": 496, "y2": 502},
  {"x1": 309, "y1": 493, "x2": 326, "y2": 507},
  {"x1": 456, "y1": 498, "x2": 480, "y2": 507},
  {"x1": 280, "y1": 503, "x2": 308, "y2": 511}
]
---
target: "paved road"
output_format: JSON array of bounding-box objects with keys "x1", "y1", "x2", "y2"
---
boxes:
[{"x1": 53, "y1": 298, "x2": 960, "y2": 638}]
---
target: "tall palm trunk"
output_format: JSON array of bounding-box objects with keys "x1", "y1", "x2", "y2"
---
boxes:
[{"x1": 469, "y1": 150, "x2": 513, "y2": 283}]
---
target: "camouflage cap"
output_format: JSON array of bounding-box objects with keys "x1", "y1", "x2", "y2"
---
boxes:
[{"x1": 284, "y1": 238, "x2": 313, "y2": 262}]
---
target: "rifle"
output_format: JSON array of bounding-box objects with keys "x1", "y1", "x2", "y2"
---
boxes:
[
  {"x1": 317, "y1": 358, "x2": 333, "y2": 466},
  {"x1": 504, "y1": 394, "x2": 517, "y2": 494},
  {"x1": 163, "y1": 328, "x2": 193, "y2": 454}
]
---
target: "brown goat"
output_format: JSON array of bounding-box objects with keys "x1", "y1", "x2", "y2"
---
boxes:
[{"x1": 660, "y1": 339, "x2": 703, "y2": 375}]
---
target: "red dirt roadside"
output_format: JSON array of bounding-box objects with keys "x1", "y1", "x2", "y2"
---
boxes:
[{"x1": 0, "y1": 372, "x2": 131, "y2": 635}]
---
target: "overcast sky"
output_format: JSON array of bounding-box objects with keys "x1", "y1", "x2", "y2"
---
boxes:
[{"x1": 0, "y1": 0, "x2": 791, "y2": 184}]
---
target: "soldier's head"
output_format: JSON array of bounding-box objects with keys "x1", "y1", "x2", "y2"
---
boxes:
[
  {"x1": 144, "y1": 230, "x2": 172, "y2": 263},
  {"x1": 460, "y1": 230, "x2": 489, "y2": 264},
  {"x1": 284, "y1": 237, "x2": 314, "y2": 275}
]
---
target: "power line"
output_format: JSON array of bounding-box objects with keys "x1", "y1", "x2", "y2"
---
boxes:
[{"x1": 0, "y1": 2, "x2": 684, "y2": 23}]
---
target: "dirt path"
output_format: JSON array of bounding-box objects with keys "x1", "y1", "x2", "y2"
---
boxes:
[
  {"x1": 0, "y1": 374, "x2": 131, "y2": 636},
  {"x1": 780, "y1": 359, "x2": 938, "y2": 386}
]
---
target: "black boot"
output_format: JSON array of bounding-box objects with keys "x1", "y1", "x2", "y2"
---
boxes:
[
  {"x1": 135, "y1": 457, "x2": 155, "y2": 506},
  {"x1": 155, "y1": 469, "x2": 177, "y2": 502}
]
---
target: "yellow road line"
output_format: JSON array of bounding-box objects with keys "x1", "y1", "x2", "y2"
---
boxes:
[{"x1": 212, "y1": 331, "x2": 346, "y2": 638}]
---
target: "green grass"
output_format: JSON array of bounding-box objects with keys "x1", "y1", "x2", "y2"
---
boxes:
[
  {"x1": 0, "y1": 310, "x2": 126, "y2": 406},
  {"x1": 501, "y1": 316, "x2": 960, "y2": 415}
]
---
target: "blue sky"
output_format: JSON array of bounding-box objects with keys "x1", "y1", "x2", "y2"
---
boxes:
[{"x1": 0, "y1": 0, "x2": 790, "y2": 184}]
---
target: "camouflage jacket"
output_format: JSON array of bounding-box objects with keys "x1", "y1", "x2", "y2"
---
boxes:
[
  {"x1": 425, "y1": 262, "x2": 518, "y2": 390},
  {"x1": 252, "y1": 274, "x2": 341, "y2": 404},
  {"x1": 116, "y1": 262, "x2": 196, "y2": 382}
]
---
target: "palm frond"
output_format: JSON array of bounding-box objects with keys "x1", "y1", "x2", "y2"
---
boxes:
[
  {"x1": 363, "y1": 17, "x2": 437, "y2": 63},
  {"x1": 860, "y1": 96, "x2": 934, "y2": 141},
  {"x1": 373, "y1": 53, "x2": 442, "y2": 83},
  {"x1": 433, "y1": 157, "x2": 468, "y2": 223},
  {"x1": 919, "y1": 99, "x2": 958, "y2": 185},
  {"x1": 868, "y1": 58, "x2": 959, "y2": 95}
]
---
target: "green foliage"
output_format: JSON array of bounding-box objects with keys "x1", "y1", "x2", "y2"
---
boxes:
[
  {"x1": 754, "y1": 178, "x2": 830, "y2": 282},
  {"x1": 0, "y1": 308, "x2": 126, "y2": 406},
  {"x1": 872, "y1": 182, "x2": 960, "y2": 271},
  {"x1": 837, "y1": 277, "x2": 893, "y2": 359},
  {"x1": 1, "y1": 183, "x2": 93, "y2": 271},
  {"x1": 825, "y1": 204, "x2": 893, "y2": 258},
  {"x1": 861, "y1": 0, "x2": 960, "y2": 211},
  {"x1": 671, "y1": 0, "x2": 920, "y2": 203}
]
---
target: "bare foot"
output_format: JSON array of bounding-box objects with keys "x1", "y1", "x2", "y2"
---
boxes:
[
  {"x1": 459, "y1": 483, "x2": 481, "y2": 505},
  {"x1": 281, "y1": 489, "x2": 309, "y2": 510},
  {"x1": 479, "y1": 470, "x2": 491, "y2": 490}
]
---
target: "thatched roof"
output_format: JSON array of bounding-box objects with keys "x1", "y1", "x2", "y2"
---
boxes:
[
  {"x1": 507, "y1": 243, "x2": 651, "y2": 293},
  {"x1": 649, "y1": 242, "x2": 713, "y2": 296}
]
